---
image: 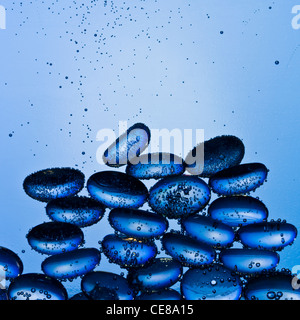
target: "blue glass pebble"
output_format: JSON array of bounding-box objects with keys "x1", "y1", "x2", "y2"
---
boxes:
[
  {"x1": 135, "y1": 288, "x2": 181, "y2": 300},
  {"x1": 127, "y1": 257, "x2": 183, "y2": 291},
  {"x1": 69, "y1": 292, "x2": 89, "y2": 300},
  {"x1": 0, "y1": 289, "x2": 8, "y2": 300},
  {"x1": 23, "y1": 167, "x2": 85, "y2": 202},
  {"x1": 109, "y1": 208, "x2": 168, "y2": 239},
  {"x1": 26, "y1": 222, "x2": 84, "y2": 255},
  {"x1": 161, "y1": 233, "x2": 215, "y2": 267},
  {"x1": 219, "y1": 248, "x2": 279, "y2": 274},
  {"x1": 182, "y1": 215, "x2": 235, "y2": 248},
  {"x1": 81, "y1": 271, "x2": 134, "y2": 300},
  {"x1": 8, "y1": 273, "x2": 68, "y2": 300},
  {"x1": 185, "y1": 135, "x2": 245, "y2": 177},
  {"x1": 208, "y1": 195, "x2": 269, "y2": 227},
  {"x1": 181, "y1": 263, "x2": 242, "y2": 300},
  {"x1": 87, "y1": 171, "x2": 148, "y2": 208},
  {"x1": 103, "y1": 122, "x2": 151, "y2": 167},
  {"x1": 238, "y1": 221, "x2": 297, "y2": 251},
  {"x1": 126, "y1": 152, "x2": 185, "y2": 179},
  {"x1": 46, "y1": 196, "x2": 105, "y2": 228},
  {"x1": 0, "y1": 246, "x2": 23, "y2": 279},
  {"x1": 209, "y1": 163, "x2": 268, "y2": 196},
  {"x1": 244, "y1": 273, "x2": 300, "y2": 300},
  {"x1": 101, "y1": 234, "x2": 157, "y2": 268},
  {"x1": 148, "y1": 175, "x2": 211, "y2": 219},
  {"x1": 41, "y1": 248, "x2": 101, "y2": 280}
]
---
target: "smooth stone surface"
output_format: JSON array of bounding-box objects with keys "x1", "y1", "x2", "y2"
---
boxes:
[
  {"x1": 208, "y1": 195, "x2": 269, "y2": 227},
  {"x1": 126, "y1": 152, "x2": 185, "y2": 179},
  {"x1": 109, "y1": 208, "x2": 168, "y2": 239},
  {"x1": 23, "y1": 167, "x2": 85, "y2": 202},
  {"x1": 41, "y1": 248, "x2": 101, "y2": 280},
  {"x1": 209, "y1": 163, "x2": 268, "y2": 196},
  {"x1": 8, "y1": 273, "x2": 68, "y2": 300},
  {"x1": 185, "y1": 135, "x2": 245, "y2": 177},
  {"x1": 87, "y1": 171, "x2": 148, "y2": 208},
  {"x1": 46, "y1": 196, "x2": 106, "y2": 228},
  {"x1": 148, "y1": 175, "x2": 211, "y2": 219},
  {"x1": 26, "y1": 222, "x2": 84, "y2": 255}
]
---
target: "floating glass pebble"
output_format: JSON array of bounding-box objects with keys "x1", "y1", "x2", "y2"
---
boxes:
[
  {"x1": 148, "y1": 175, "x2": 211, "y2": 219},
  {"x1": 185, "y1": 135, "x2": 245, "y2": 177},
  {"x1": 0, "y1": 246, "x2": 23, "y2": 279},
  {"x1": 127, "y1": 257, "x2": 183, "y2": 291},
  {"x1": 209, "y1": 163, "x2": 268, "y2": 196},
  {"x1": 219, "y1": 248, "x2": 279, "y2": 274},
  {"x1": 69, "y1": 292, "x2": 89, "y2": 300},
  {"x1": 108, "y1": 208, "x2": 168, "y2": 239},
  {"x1": 103, "y1": 123, "x2": 151, "y2": 167},
  {"x1": 181, "y1": 263, "x2": 242, "y2": 300},
  {"x1": 208, "y1": 196, "x2": 269, "y2": 227},
  {"x1": 182, "y1": 215, "x2": 235, "y2": 248},
  {"x1": 161, "y1": 233, "x2": 215, "y2": 267},
  {"x1": 46, "y1": 196, "x2": 106, "y2": 228},
  {"x1": 0, "y1": 289, "x2": 8, "y2": 300},
  {"x1": 126, "y1": 152, "x2": 185, "y2": 179},
  {"x1": 8, "y1": 273, "x2": 68, "y2": 300},
  {"x1": 135, "y1": 288, "x2": 181, "y2": 300},
  {"x1": 101, "y1": 234, "x2": 157, "y2": 268},
  {"x1": 41, "y1": 248, "x2": 101, "y2": 280},
  {"x1": 23, "y1": 168, "x2": 85, "y2": 202},
  {"x1": 87, "y1": 171, "x2": 148, "y2": 208},
  {"x1": 244, "y1": 273, "x2": 300, "y2": 300},
  {"x1": 26, "y1": 222, "x2": 84, "y2": 255},
  {"x1": 81, "y1": 271, "x2": 134, "y2": 300},
  {"x1": 238, "y1": 221, "x2": 297, "y2": 251}
]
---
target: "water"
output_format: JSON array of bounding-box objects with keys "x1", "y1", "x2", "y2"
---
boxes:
[{"x1": 1, "y1": 0, "x2": 300, "y2": 300}]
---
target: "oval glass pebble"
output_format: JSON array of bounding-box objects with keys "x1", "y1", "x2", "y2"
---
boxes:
[
  {"x1": 182, "y1": 215, "x2": 235, "y2": 248},
  {"x1": 87, "y1": 171, "x2": 148, "y2": 208},
  {"x1": 81, "y1": 271, "x2": 134, "y2": 300},
  {"x1": 127, "y1": 257, "x2": 183, "y2": 291},
  {"x1": 161, "y1": 233, "x2": 215, "y2": 267},
  {"x1": 181, "y1": 263, "x2": 242, "y2": 300},
  {"x1": 208, "y1": 196, "x2": 269, "y2": 227},
  {"x1": 69, "y1": 292, "x2": 89, "y2": 300},
  {"x1": 101, "y1": 234, "x2": 157, "y2": 268},
  {"x1": 23, "y1": 167, "x2": 85, "y2": 202},
  {"x1": 219, "y1": 248, "x2": 279, "y2": 274},
  {"x1": 185, "y1": 135, "x2": 245, "y2": 177},
  {"x1": 0, "y1": 289, "x2": 8, "y2": 300},
  {"x1": 41, "y1": 248, "x2": 101, "y2": 280},
  {"x1": 135, "y1": 288, "x2": 181, "y2": 300},
  {"x1": 26, "y1": 222, "x2": 84, "y2": 255},
  {"x1": 8, "y1": 273, "x2": 68, "y2": 300},
  {"x1": 103, "y1": 122, "x2": 151, "y2": 167},
  {"x1": 0, "y1": 246, "x2": 23, "y2": 279},
  {"x1": 126, "y1": 152, "x2": 185, "y2": 180},
  {"x1": 244, "y1": 273, "x2": 300, "y2": 300},
  {"x1": 148, "y1": 175, "x2": 211, "y2": 219},
  {"x1": 109, "y1": 208, "x2": 168, "y2": 239},
  {"x1": 209, "y1": 163, "x2": 268, "y2": 196},
  {"x1": 46, "y1": 196, "x2": 105, "y2": 228},
  {"x1": 238, "y1": 221, "x2": 297, "y2": 251}
]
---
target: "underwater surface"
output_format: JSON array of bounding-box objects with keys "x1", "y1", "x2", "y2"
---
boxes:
[{"x1": 1, "y1": 0, "x2": 300, "y2": 299}]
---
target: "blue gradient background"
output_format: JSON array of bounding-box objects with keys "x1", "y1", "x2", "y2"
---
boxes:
[{"x1": 1, "y1": 0, "x2": 300, "y2": 297}]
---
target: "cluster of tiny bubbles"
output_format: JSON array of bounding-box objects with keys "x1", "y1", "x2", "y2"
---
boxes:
[{"x1": 1, "y1": 124, "x2": 297, "y2": 300}]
